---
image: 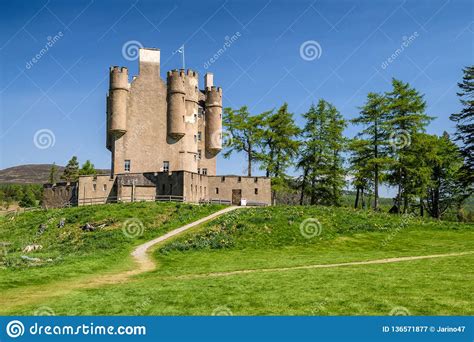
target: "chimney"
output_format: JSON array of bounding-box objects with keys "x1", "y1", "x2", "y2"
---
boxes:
[
  {"x1": 204, "y1": 73, "x2": 214, "y2": 88},
  {"x1": 139, "y1": 48, "x2": 160, "y2": 77}
]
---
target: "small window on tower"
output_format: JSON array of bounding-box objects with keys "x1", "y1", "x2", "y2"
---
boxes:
[
  {"x1": 163, "y1": 161, "x2": 169, "y2": 172},
  {"x1": 198, "y1": 131, "x2": 202, "y2": 141},
  {"x1": 198, "y1": 150, "x2": 202, "y2": 160},
  {"x1": 215, "y1": 187, "x2": 219, "y2": 194},
  {"x1": 124, "y1": 160, "x2": 131, "y2": 172},
  {"x1": 255, "y1": 188, "x2": 258, "y2": 195},
  {"x1": 197, "y1": 168, "x2": 200, "y2": 174},
  {"x1": 202, "y1": 168, "x2": 208, "y2": 175},
  {"x1": 103, "y1": 184, "x2": 107, "y2": 191},
  {"x1": 238, "y1": 177, "x2": 242, "y2": 182},
  {"x1": 194, "y1": 134, "x2": 197, "y2": 143}
]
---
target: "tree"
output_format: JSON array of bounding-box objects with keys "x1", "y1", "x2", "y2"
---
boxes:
[
  {"x1": 297, "y1": 100, "x2": 346, "y2": 206},
  {"x1": 222, "y1": 106, "x2": 266, "y2": 176},
  {"x1": 19, "y1": 189, "x2": 36, "y2": 208},
  {"x1": 326, "y1": 103, "x2": 347, "y2": 206},
  {"x1": 351, "y1": 92, "x2": 392, "y2": 210},
  {"x1": 259, "y1": 103, "x2": 300, "y2": 203},
  {"x1": 348, "y1": 138, "x2": 373, "y2": 209},
  {"x1": 385, "y1": 79, "x2": 433, "y2": 213},
  {"x1": 61, "y1": 156, "x2": 80, "y2": 182},
  {"x1": 49, "y1": 163, "x2": 57, "y2": 184},
  {"x1": 79, "y1": 160, "x2": 97, "y2": 176},
  {"x1": 450, "y1": 65, "x2": 474, "y2": 190}
]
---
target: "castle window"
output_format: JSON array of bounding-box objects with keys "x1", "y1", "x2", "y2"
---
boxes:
[
  {"x1": 198, "y1": 150, "x2": 202, "y2": 160},
  {"x1": 124, "y1": 160, "x2": 131, "y2": 172},
  {"x1": 93, "y1": 184, "x2": 97, "y2": 191},
  {"x1": 197, "y1": 168, "x2": 200, "y2": 174},
  {"x1": 204, "y1": 186, "x2": 206, "y2": 195},
  {"x1": 215, "y1": 187, "x2": 219, "y2": 194},
  {"x1": 194, "y1": 134, "x2": 197, "y2": 143},
  {"x1": 202, "y1": 168, "x2": 208, "y2": 175},
  {"x1": 198, "y1": 131, "x2": 202, "y2": 141},
  {"x1": 194, "y1": 113, "x2": 198, "y2": 121},
  {"x1": 254, "y1": 177, "x2": 258, "y2": 183},
  {"x1": 238, "y1": 177, "x2": 242, "y2": 182},
  {"x1": 103, "y1": 184, "x2": 107, "y2": 191},
  {"x1": 221, "y1": 176, "x2": 225, "y2": 182},
  {"x1": 255, "y1": 188, "x2": 258, "y2": 195},
  {"x1": 163, "y1": 161, "x2": 169, "y2": 172}
]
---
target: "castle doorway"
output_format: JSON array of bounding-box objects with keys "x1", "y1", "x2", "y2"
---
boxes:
[{"x1": 232, "y1": 189, "x2": 242, "y2": 205}]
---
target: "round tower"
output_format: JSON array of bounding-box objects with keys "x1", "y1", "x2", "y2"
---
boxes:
[
  {"x1": 108, "y1": 66, "x2": 129, "y2": 137},
  {"x1": 167, "y1": 69, "x2": 186, "y2": 139},
  {"x1": 205, "y1": 86, "x2": 223, "y2": 154}
]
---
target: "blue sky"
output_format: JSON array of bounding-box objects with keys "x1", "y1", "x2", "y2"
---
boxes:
[{"x1": 1, "y1": 0, "x2": 473, "y2": 192}]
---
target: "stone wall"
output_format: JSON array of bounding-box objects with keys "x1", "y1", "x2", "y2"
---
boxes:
[{"x1": 42, "y1": 182, "x2": 77, "y2": 208}]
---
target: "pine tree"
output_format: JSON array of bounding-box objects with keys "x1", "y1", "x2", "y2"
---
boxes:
[
  {"x1": 385, "y1": 79, "x2": 433, "y2": 213},
  {"x1": 348, "y1": 138, "x2": 373, "y2": 209},
  {"x1": 79, "y1": 160, "x2": 97, "y2": 176},
  {"x1": 351, "y1": 92, "x2": 392, "y2": 210},
  {"x1": 222, "y1": 106, "x2": 266, "y2": 176},
  {"x1": 259, "y1": 103, "x2": 300, "y2": 203},
  {"x1": 450, "y1": 65, "x2": 474, "y2": 189},
  {"x1": 297, "y1": 100, "x2": 346, "y2": 206},
  {"x1": 61, "y1": 156, "x2": 80, "y2": 182},
  {"x1": 48, "y1": 163, "x2": 57, "y2": 184}
]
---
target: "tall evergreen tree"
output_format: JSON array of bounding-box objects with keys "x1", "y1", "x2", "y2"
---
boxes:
[
  {"x1": 450, "y1": 65, "x2": 474, "y2": 189},
  {"x1": 259, "y1": 103, "x2": 300, "y2": 203},
  {"x1": 61, "y1": 156, "x2": 80, "y2": 182},
  {"x1": 348, "y1": 138, "x2": 373, "y2": 209},
  {"x1": 222, "y1": 106, "x2": 266, "y2": 176},
  {"x1": 351, "y1": 92, "x2": 392, "y2": 210},
  {"x1": 385, "y1": 79, "x2": 433, "y2": 212},
  {"x1": 48, "y1": 163, "x2": 57, "y2": 184},
  {"x1": 79, "y1": 160, "x2": 97, "y2": 176},
  {"x1": 297, "y1": 100, "x2": 345, "y2": 206}
]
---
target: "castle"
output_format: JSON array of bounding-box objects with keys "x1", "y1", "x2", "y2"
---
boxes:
[{"x1": 43, "y1": 48, "x2": 271, "y2": 207}]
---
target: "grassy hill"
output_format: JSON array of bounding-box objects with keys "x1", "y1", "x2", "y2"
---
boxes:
[
  {"x1": 0, "y1": 203, "x2": 473, "y2": 315},
  {"x1": 0, "y1": 164, "x2": 110, "y2": 184}
]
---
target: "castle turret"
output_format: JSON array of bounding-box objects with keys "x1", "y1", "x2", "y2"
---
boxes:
[
  {"x1": 205, "y1": 86, "x2": 223, "y2": 154},
  {"x1": 108, "y1": 66, "x2": 129, "y2": 137},
  {"x1": 167, "y1": 69, "x2": 186, "y2": 139}
]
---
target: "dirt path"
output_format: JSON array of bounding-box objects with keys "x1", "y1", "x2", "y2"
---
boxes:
[
  {"x1": 174, "y1": 251, "x2": 474, "y2": 280},
  {"x1": 0, "y1": 206, "x2": 242, "y2": 313}
]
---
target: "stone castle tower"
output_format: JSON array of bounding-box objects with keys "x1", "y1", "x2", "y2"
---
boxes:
[{"x1": 106, "y1": 48, "x2": 222, "y2": 176}]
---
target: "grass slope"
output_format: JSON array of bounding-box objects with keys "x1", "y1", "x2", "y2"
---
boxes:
[
  {"x1": 0, "y1": 202, "x2": 224, "y2": 297},
  {"x1": 1, "y1": 205, "x2": 473, "y2": 315}
]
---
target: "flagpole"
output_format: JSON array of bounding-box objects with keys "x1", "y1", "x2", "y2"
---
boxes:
[{"x1": 182, "y1": 45, "x2": 185, "y2": 69}]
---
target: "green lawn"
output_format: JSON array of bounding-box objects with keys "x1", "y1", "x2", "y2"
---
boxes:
[{"x1": 1, "y1": 205, "x2": 473, "y2": 315}]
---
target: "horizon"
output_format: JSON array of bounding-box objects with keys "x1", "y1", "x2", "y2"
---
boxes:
[{"x1": 1, "y1": 0, "x2": 473, "y2": 198}]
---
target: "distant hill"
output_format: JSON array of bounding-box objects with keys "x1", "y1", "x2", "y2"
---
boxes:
[{"x1": 0, "y1": 164, "x2": 110, "y2": 184}]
